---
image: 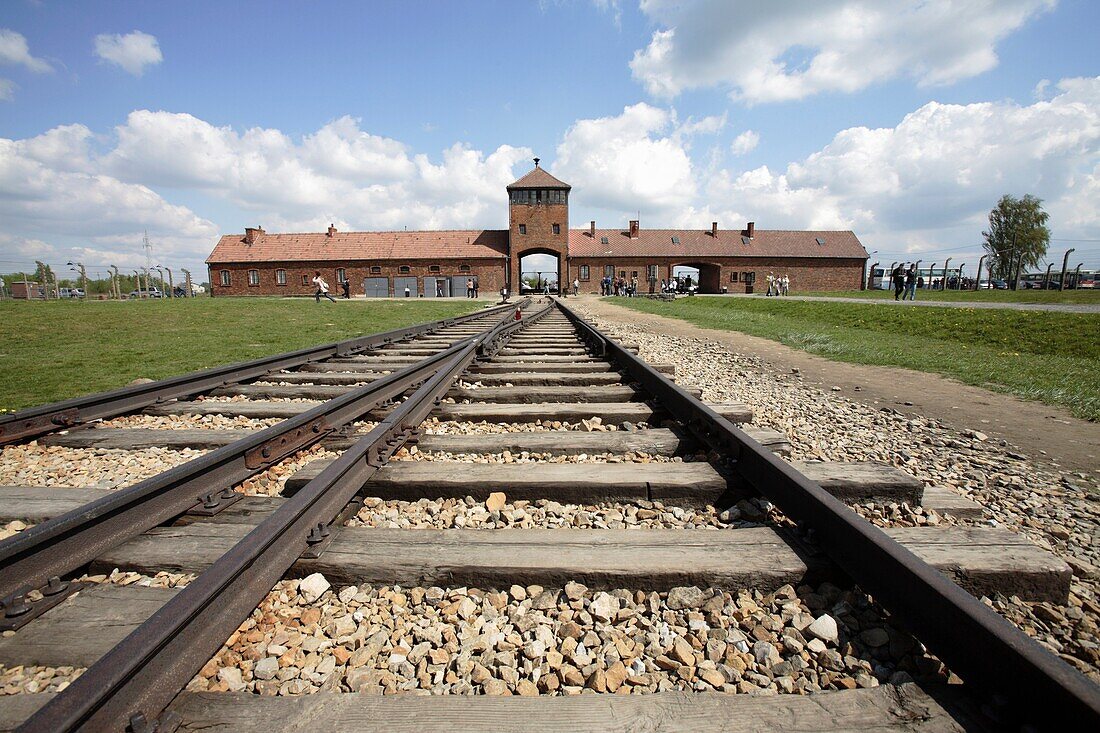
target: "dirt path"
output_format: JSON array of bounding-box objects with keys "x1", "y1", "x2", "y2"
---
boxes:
[{"x1": 578, "y1": 296, "x2": 1100, "y2": 477}]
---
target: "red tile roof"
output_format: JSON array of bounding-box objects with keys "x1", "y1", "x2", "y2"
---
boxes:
[
  {"x1": 507, "y1": 166, "x2": 571, "y2": 190},
  {"x1": 206, "y1": 230, "x2": 508, "y2": 264},
  {"x1": 569, "y1": 228, "x2": 867, "y2": 260}
]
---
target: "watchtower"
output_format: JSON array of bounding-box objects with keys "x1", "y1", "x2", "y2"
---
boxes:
[{"x1": 506, "y1": 158, "x2": 570, "y2": 293}]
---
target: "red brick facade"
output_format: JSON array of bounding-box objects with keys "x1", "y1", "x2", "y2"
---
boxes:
[
  {"x1": 567, "y1": 257, "x2": 866, "y2": 294},
  {"x1": 208, "y1": 259, "x2": 506, "y2": 298},
  {"x1": 206, "y1": 161, "x2": 868, "y2": 297}
]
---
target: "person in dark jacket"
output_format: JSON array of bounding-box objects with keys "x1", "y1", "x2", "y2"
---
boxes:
[{"x1": 892, "y1": 264, "x2": 906, "y2": 300}]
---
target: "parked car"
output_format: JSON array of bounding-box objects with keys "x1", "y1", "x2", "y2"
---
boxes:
[
  {"x1": 71, "y1": 288, "x2": 85, "y2": 298},
  {"x1": 977, "y1": 279, "x2": 992, "y2": 289},
  {"x1": 129, "y1": 287, "x2": 164, "y2": 299},
  {"x1": 990, "y1": 279, "x2": 1008, "y2": 290}
]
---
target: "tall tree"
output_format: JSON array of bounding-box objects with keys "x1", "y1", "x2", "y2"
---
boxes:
[{"x1": 982, "y1": 194, "x2": 1050, "y2": 281}]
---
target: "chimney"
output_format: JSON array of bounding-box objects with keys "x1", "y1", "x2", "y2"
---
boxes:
[
  {"x1": 711, "y1": 221, "x2": 718, "y2": 238},
  {"x1": 741, "y1": 221, "x2": 755, "y2": 238},
  {"x1": 244, "y1": 226, "x2": 264, "y2": 244},
  {"x1": 629, "y1": 220, "x2": 639, "y2": 239},
  {"x1": 589, "y1": 220, "x2": 596, "y2": 237},
  {"x1": 327, "y1": 224, "x2": 337, "y2": 238}
]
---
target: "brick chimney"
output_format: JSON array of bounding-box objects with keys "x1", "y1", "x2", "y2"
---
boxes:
[
  {"x1": 629, "y1": 220, "x2": 639, "y2": 239},
  {"x1": 244, "y1": 226, "x2": 264, "y2": 244},
  {"x1": 711, "y1": 221, "x2": 718, "y2": 238},
  {"x1": 589, "y1": 220, "x2": 596, "y2": 237},
  {"x1": 741, "y1": 221, "x2": 755, "y2": 238},
  {"x1": 327, "y1": 224, "x2": 337, "y2": 238}
]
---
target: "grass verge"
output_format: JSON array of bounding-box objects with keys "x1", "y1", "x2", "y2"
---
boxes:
[
  {"x1": 608, "y1": 296, "x2": 1100, "y2": 421},
  {"x1": 0, "y1": 298, "x2": 483, "y2": 411},
  {"x1": 795, "y1": 289, "x2": 1100, "y2": 304}
]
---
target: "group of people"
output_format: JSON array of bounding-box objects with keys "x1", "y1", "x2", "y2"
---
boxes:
[
  {"x1": 464, "y1": 278, "x2": 480, "y2": 298},
  {"x1": 662, "y1": 275, "x2": 694, "y2": 294},
  {"x1": 765, "y1": 273, "x2": 790, "y2": 296},
  {"x1": 890, "y1": 264, "x2": 920, "y2": 301},
  {"x1": 601, "y1": 275, "x2": 638, "y2": 296}
]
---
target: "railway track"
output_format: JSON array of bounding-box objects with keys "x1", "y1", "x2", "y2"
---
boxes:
[{"x1": 0, "y1": 297, "x2": 1096, "y2": 731}]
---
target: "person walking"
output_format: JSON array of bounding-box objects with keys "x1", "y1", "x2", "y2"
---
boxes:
[
  {"x1": 312, "y1": 271, "x2": 336, "y2": 303},
  {"x1": 904, "y1": 265, "x2": 917, "y2": 301},
  {"x1": 572, "y1": 278, "x2": 579, "y2": 296},
  {"x1": 473, "y1": 278, "x2": 479, "y2": 298},
  {"x1": 341, "y1": 279, "x2": 350, "y2": 299},
  {"x1": 891, "y1": 264, "x2": 906, "y2": 300},
  {"x1": 766, "y1": 272, "x2": 775, "y2": 296},
  {"x1": 781, "y1": 274, "x2": 790, "y2": 296},
  {"x1": 466, "y1": 278, "x2": 474, "y2": 298}
]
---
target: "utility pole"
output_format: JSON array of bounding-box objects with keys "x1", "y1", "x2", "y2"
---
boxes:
[
  {"x1": 942, "y1": 258, "x2": 951, "y2": 291},
  {"x1": 182, "y1": 268, "x2": 193, "y2": 298},
  {"x1": 975, "y1": 255, "x2": 987, "y2": 290},
  {"x1": 1013, "y1": 252, "x2": 1025, "y2": 291},
  {"x1": 110, "y1": 266, "x2": 120, "y2": 299},
  {"x1": 1059, "y1": 249, "x2": 1075, "y2": 291},
  {"x1": 1043, "y1": 263, "x2": 1054, "y2": 290},
  {"x1": 1009, "y1": 231, "x2": 1018, "y2": 290},
  {"x1": 957, "y1": 264, "x2": 965, "y2": 290},
  {"x1": 1073, "y1": 263, "x2": 1082, "y2": 289},
  {"x1": 928, "y1": 263, "x2": 937, "y2": 289}
]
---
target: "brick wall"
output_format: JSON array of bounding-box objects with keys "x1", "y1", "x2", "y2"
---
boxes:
[
  {"x1": 566, "y1": 257, "x2": 866, "y2": 294},
  {"x1": 207, "y1": 259, "x2": 508, "y2": 298},
  {"x1": 509, "y1": 197, "x2": 569, "y2": 291}
]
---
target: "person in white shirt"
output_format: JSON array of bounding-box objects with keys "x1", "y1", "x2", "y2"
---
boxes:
[
  {"x1": 781, "y1": 275, "x2": 790, "y2": 295},
  {"x1": 573, "y1": 278, "x2": 579, "y2": 296},
  {"x1": 312, "y1": 271, "x2": 336, "y2": 303}
]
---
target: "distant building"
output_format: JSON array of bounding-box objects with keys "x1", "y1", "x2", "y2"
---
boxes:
[{"x1": 206, "y1": 160, "x2": 868, "y2": 296}]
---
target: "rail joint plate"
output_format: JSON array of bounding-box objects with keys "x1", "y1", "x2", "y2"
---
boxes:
[{"x1": 245, "y1": 418, "x2": 331, "y2": 469}]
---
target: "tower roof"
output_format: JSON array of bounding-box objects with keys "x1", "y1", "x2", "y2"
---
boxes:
[{"x1": 507, "y1": 159, "x2": 570, "y2": 190}]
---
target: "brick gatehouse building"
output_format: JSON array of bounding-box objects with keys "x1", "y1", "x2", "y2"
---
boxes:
[{"x1": 206, "y1": 160, "x2": 868, "y2": 297}]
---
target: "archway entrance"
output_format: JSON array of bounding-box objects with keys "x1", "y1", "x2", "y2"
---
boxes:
[
  {"x1": 518, "y1": 250, "x2": 561, "y2": 295},
  {"x1": 671, "y1": 262, "x2": 721, "y2": 293}
]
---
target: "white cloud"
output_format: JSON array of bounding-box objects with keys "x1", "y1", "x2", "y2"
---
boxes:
[
  {"x1": 0, "y1": 78, "x2": 14, "y2": 101},
  {"x1": 730, "y1": 130, "x2": 760, "y2": 155},
  {"x1": 592, "y1": 0, "x2": 622, "y2": 27},
  {"x1": 0, "y1": 28, "x2": 52, "y2": 73},
  {"x1": 94, "y1": 31, "x2": 162, "y2": 76},
  {"x1": 554, "y1": 103, "x2": 698, "y2": 217},
  {"x1": 701, "y1": 77, "x2": 1100, "y2": 259},
  {"x1": 630, "y1": 0, "x2": 1055, "y2": 103},
  {"x1": 102, "y1": 111, "x2": 533, "y2": 231}
]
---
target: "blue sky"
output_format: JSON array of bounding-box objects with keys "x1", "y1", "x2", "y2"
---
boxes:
[{"x1": 1, "y1": 0, "x2": 1098, "y2": 282}]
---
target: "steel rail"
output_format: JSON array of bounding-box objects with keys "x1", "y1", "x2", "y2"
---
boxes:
[
  {"x1": 0, "y1": 302, "x2": 514, "y2": 446},
  {"x1": 554, "y1": 298, "x2": 1100, "y2": 730},
  {"x1": 17, "y1": 306, "x2": 521, "y2": 732},
  {"x1": 0, "y1": 305, "x2": 519, "y2": 603}
]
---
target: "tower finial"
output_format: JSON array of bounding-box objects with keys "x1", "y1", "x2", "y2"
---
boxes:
[{"x1": 533, "y1": 157, "x2": 540, "y2": 167}]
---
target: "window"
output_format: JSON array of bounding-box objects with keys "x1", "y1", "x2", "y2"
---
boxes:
[
  {"x1": 671, "y1": 236, "x2": 680, "y2": 244},
  {"x1": 619, "y1": 271, "x2": 626, "y2": 278},
  {"x1": 518, "y1": 224, "x2": 526, "y2": 235},
  {"x1": 730, "y1": 272, "x2": 739, "y2": 283},
  {"x1": 552, "y1": 224, "x2": 560, "y2": 235},
  {"x1": 370, "y1": 266, "x2": 381, "y2": 274},
  {"x1": 247, "y1": 270, "x2": 259, "y2": 287},
  {"x1": 815, "y1": 237, "x2": 826, "y2": 246},
  {"x1": 301, "y1": 274, "x2": 309, "y2": 286},
  {"x1": 336, "y1": 267, "x2": 346, "y2": 283},
  {"x1": 428, "y1": 265, "x2": 441, "y2": 273},
  {"x1": 459, "y1": 265, "x2": 471, "y2": 273},
  {"x1": 631, "y1": 271, "x2": 638, "y2": 278},
  {"x1": 648, "y1": 265, "x2": 658, "y2": 280},
  {"x1": 275, "y1": 269, "x2": 287, "y2": 285},
  {"x1": 743, "y1": 272, "x2": 756, "y2": 285},
  {"x1": 580, "y1": 265, "x2": 590, "y2": 281},
  {"x1": 600, "y1": 236, "x2": 609, "y2": 245},
  {"x1": 219, "y1": 270, "x2": 230, "y2": 286},
  {"x1": 399, "y1": 265, "x2": 411, "y2": 274},
  {"x1": 604, "y1": 265, "x2": 615, "y2": 277}
]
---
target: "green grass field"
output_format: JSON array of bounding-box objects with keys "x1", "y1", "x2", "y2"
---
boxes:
[
  {"x1": 610, "y1": 297, "x2": 1100, "y2": 421},
  {"x1": 0, "y1": 298, "x2": 483, "y2": 411},
  {"x1": 797, "y1": 288, "x2": 1100, "y2": 304}
]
